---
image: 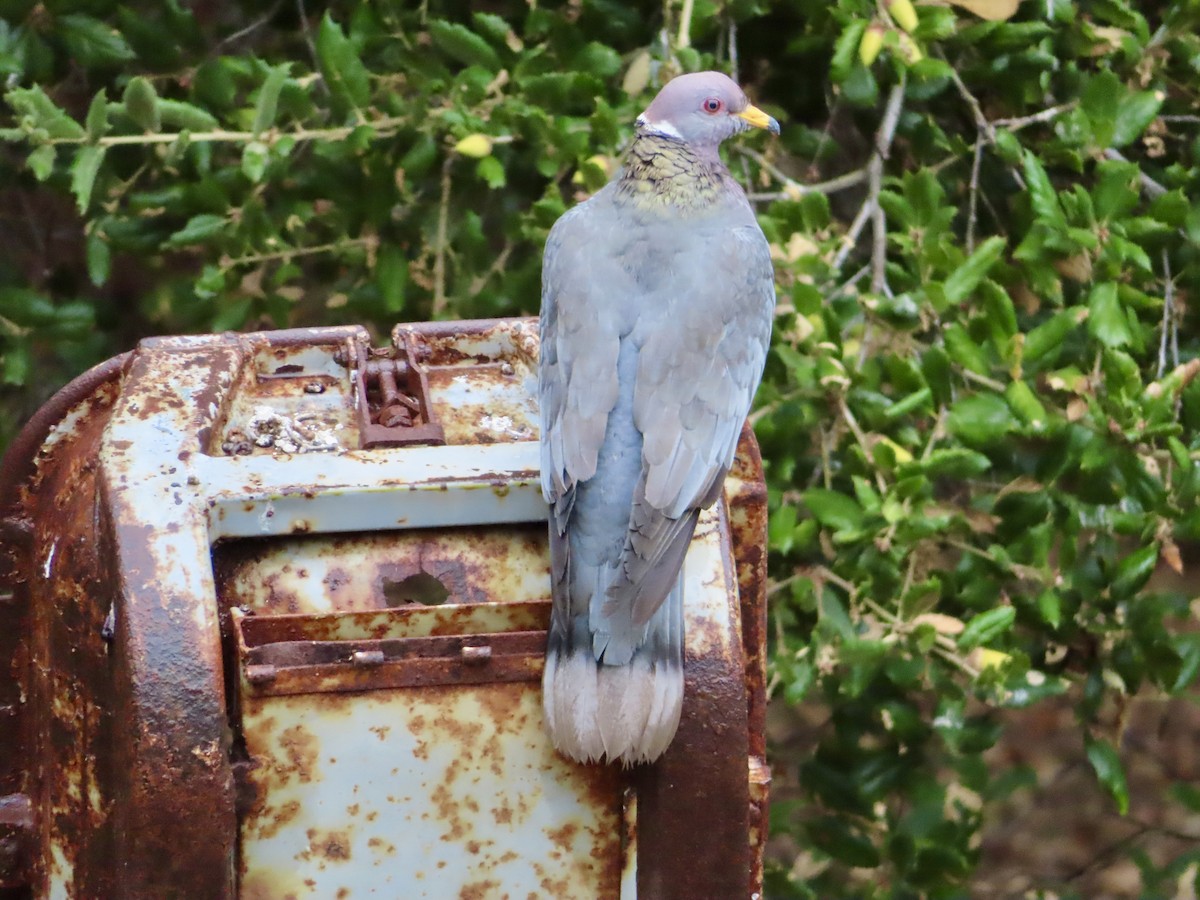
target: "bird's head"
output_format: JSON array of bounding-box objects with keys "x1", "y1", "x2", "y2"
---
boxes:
[{"x1": 635, "y1": 71, "x2": 780, "y2": 149}]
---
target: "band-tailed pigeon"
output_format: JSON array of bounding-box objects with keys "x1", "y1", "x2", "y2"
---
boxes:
[{"x1": 539, "y1": 71, "x2": 778, "y2": 765}]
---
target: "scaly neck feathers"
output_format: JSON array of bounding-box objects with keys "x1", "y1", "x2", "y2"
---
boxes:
[{"x1": 613, "y1": 133, "x2": 737, "y2": 213}]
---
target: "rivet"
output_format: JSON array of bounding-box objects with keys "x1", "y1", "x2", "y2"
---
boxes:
[
  {"x1": 246, "y1": 664, "x2": 277, "y2": 684},
  {"x1": 462, "y1": 645, "x2": 491, "y2": 664}
]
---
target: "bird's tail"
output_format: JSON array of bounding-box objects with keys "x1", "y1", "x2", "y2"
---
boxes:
[{"x1": 542, "y1": 578, "x2": 684, "y2": 766}]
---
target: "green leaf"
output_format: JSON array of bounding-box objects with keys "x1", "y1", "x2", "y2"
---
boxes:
[
  {"x1": 1173, "y1": 633, "x2": 1200, "y2": 692},
  {"x1": 883, "y1": 386, "x2": 931, "y2": 419},
  {"x1": 943, "y1": 236, "x2": 1006, "y2": 305},
  {"x1": 476, "y1": 155, "x2": 506, "y2": 189},
  {"x1": 918, "y1": 448, "x2": 992, "y2": 478},
  {"x1": 1110, "y1": 542, "x2": 1158, "y2": 598},
  {"x1": 806, "y1": 816, "x2": 880, "y2": 868},
  {"x1": 85, "y1": 91, "x2": 109, "y2": 142},
  {"x1": 58, "y1": 13, "x2": 135, "y2": 67},
  {"x1": 6, "y1": 86, "x2": 85, "y2": 139},
  {"x1": 803, "y1": 489, "x2": 864, "y2": 533},
  {"x1": 1148, "y1": 189, "x2": 1188, "y2": 227},
  {"x1": 166, "y1": 213, "x2": 228, "y2": 246},
  {"x1": 316, "y1": 14, "x2": 371, "y2": 110},
  {"x1": 1005, "y1": 379, "x2": 1047, "y2": 427},
  {"x1": 1092, "y1": 159, "x2": 1140, "y2": 221},
  {"x1": 1023, "y1": 307, "x2": 1084, "y2": 366},
  {"x1": 1036, "y1": 590, "x2": 1061, "y2": 629},
  {"x1": 1081, "y1": 69, "x2": 1121, "y2": 148},
  {"x1": 123, "y1": 76, "x2": 160, "y2": 131},
  {"x1": 27, "y1": 143, "x2": 55, "y2": 181},
  {"x1": 241, "y1": 141, "x2": 269, "y2": 183},
  {"x1": 980, "y1": 281, "x2": 1017, "y2": 340},
  {"x1": 471, "y1": 11, "x2": 513, "y2": 45},
  {"x1": 158, "y1": 99, "x2": 219, "y2": 132},
  {"x1": 943, "y1": 323, "x2": 990, "y2": 375},
  {"x1": 70, "y1": 145, "x2": 105, "y2": 213},
  {"x1": 86, "y1": 231, "x2": 111, "y2": 287},
  {"x1": 1112, "y1": 89, "x2": 1163, "y2": 148},
  {"x1": 957, "y1": 606, "x2": 1016, "y2": 651},
  {"x1": 948, "y1": 394, "x2": 1017, "y2": 445},
  {"x1": 831, "y1": 20, "x2": 868, "y2": 82},
  {"x1": 253, "y1": 63, "x2": 290, "y2": 135},
  {"x1": 1023, "y1": 150, "x2": 1064, "y2": 226},
  {"x1": 2, "y1": 340, "x2": 31, "y2": 386},
  {"x1": 376, "y1": 245, "x2": 408, "y2": 313},
  {"x1": 429, "y1": 20, "x2": 502, "y2": 71},
  {"x1": 1085, "y1": 737, "x2": 1129, "y2": 815},
  {"x1": 1087, "y1": 282, "x2": 1133, "y2": 348}
]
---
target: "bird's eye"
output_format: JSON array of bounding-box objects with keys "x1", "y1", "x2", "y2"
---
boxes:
[{"x1": 702, "y1": 97, "x2": 723, "y2": 114}]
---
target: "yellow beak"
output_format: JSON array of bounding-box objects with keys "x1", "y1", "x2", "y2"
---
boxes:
[{"x1": 736, "y1": 104, "x2": 780, "y2": 135}]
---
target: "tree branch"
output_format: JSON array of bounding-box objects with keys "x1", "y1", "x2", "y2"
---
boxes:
[{"x1": 833, "y1": 77, "x2": 906, "y2": 277}]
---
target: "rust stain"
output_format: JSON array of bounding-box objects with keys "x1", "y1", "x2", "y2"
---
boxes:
[
  {"x1": 545, "y1": 822, "x2": 579, "y2": 854},
  {"x1": 279, "y1": 725, "x2": 320, "y2": 784},
  {"x1": 459, "y1": 878, "x2": 501, "y2": 900},
  {"x1": 304, "y1": 827, "x2": 352, "y2": 862},
  {"x1": 366, "y1": 835, "x2": 396, "y2": 856}
]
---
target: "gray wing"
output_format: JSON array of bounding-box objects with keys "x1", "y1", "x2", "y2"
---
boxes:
[
  {"x1": 612, "y1": 223, "x2": 775, "y2": 625},
  {"x1": 538, "y1": 199, "x2": 623, "y2": 515}
]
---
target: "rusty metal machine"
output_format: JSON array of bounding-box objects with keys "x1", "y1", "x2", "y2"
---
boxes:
[{"x1": 0, "y1": 318, "x2": 769, "y2": 899}]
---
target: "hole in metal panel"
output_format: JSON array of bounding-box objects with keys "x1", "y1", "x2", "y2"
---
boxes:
[{"x1": 383, "y1": 571, "x2": 450, "y2": 607}]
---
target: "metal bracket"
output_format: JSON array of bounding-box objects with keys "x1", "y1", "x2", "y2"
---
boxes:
[{"x1": 351, "y1": 332, "x2": 445, "y2": 448}]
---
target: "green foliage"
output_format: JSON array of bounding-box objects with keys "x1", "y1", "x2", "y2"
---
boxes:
[{"x1": 4, "y1": 0, "x2": 1200, "y2": 895}]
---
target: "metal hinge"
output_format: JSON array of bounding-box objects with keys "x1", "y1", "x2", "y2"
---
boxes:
[{"x1": 350, "y1": 332, "x2": 445, "y2": 448}]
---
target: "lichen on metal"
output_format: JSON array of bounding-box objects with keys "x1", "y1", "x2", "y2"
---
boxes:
[{"x1": 0, "y1": 317, "x2": 768, "y2": 899}]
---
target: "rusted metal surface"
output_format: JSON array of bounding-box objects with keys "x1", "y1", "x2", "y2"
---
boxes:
[
  {"x1": 236, "y1": 683, "x2": 624, "y2": 900},
  {"x1": 634, "y1": 500, "x2": 752, "y2": 900},
  {"x1": 726, "y1": 423, "x2": 772, "y2": 900},
  {"x1": 0, "y1": 316, "x2": 769, "y2": 899}
]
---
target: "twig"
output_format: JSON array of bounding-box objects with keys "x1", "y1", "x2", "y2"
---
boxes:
[
  {"x1": 946, "y1": 62, "x2": 1026, "y2": 191},
  {"x1": 738, "y1": 146, "x2": 869, "y2": 201},
  {"x1": 993, "y1": 103, "x2": 1076, "y2": 130},
  {"x1": 431, "y1": 156, "x2": 453, "y2": 318},
  {"x1": 1062, "y1": 823, "x2": 1152, "y2": 884},
  {"x1": 832, "y1": 189, "x2": 876, "y2": 271},
  {"x1": 966, "y1": 136, "x2": 983, "y2": 254},
  {"x1": 295, "y1": 0, "x2": 325, "y2": 93},
  {"x1": 39, "y1": 116, "x2": 411, "y2": 148},
  {"x1": 746, "y1": 173, "x2": 867, "y2": 202},
  {"x1": 220, "y1": 235, "x2": 377, "y2": 269},
  {"x1": 833, "y1": 77, "x2": 906, "y2": 275},
  {"x1": 677, "y1": 0, "x2": 695, "y2": 50},
  {"x1": 838, "y1": 395, "x2": 888, "y2": 494},
  {"x1": 215, "y1": 0, "x2": 283, "y2": 50},
  {"x1": 467, "y1": 241, "x2": 513, "y2": 298},
  {"x1": 1158, "y1": 248, "x2": 1177, "y2": 377},
  {"x1": 960, "y1": 367, "x2": 1007, "y2": 392},
  {"x1": 870, "y1": 163, "x2": 887, "y2": 293},
  {"x1": 728, "y1": 17, "x2": 739, "y2": 83}
]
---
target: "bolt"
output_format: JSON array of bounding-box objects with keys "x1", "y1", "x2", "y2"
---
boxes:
[
  {"x1": 304, "y1": 381, "x2": 326, "y2": 394},
  {"x1": 379, "y1": 405, "x2": 413, "y2": 428}
]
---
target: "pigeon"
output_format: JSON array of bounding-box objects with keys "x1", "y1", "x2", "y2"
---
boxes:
[{"x1": 538, "y1": 71, "x2": 778, "y2": 765}]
